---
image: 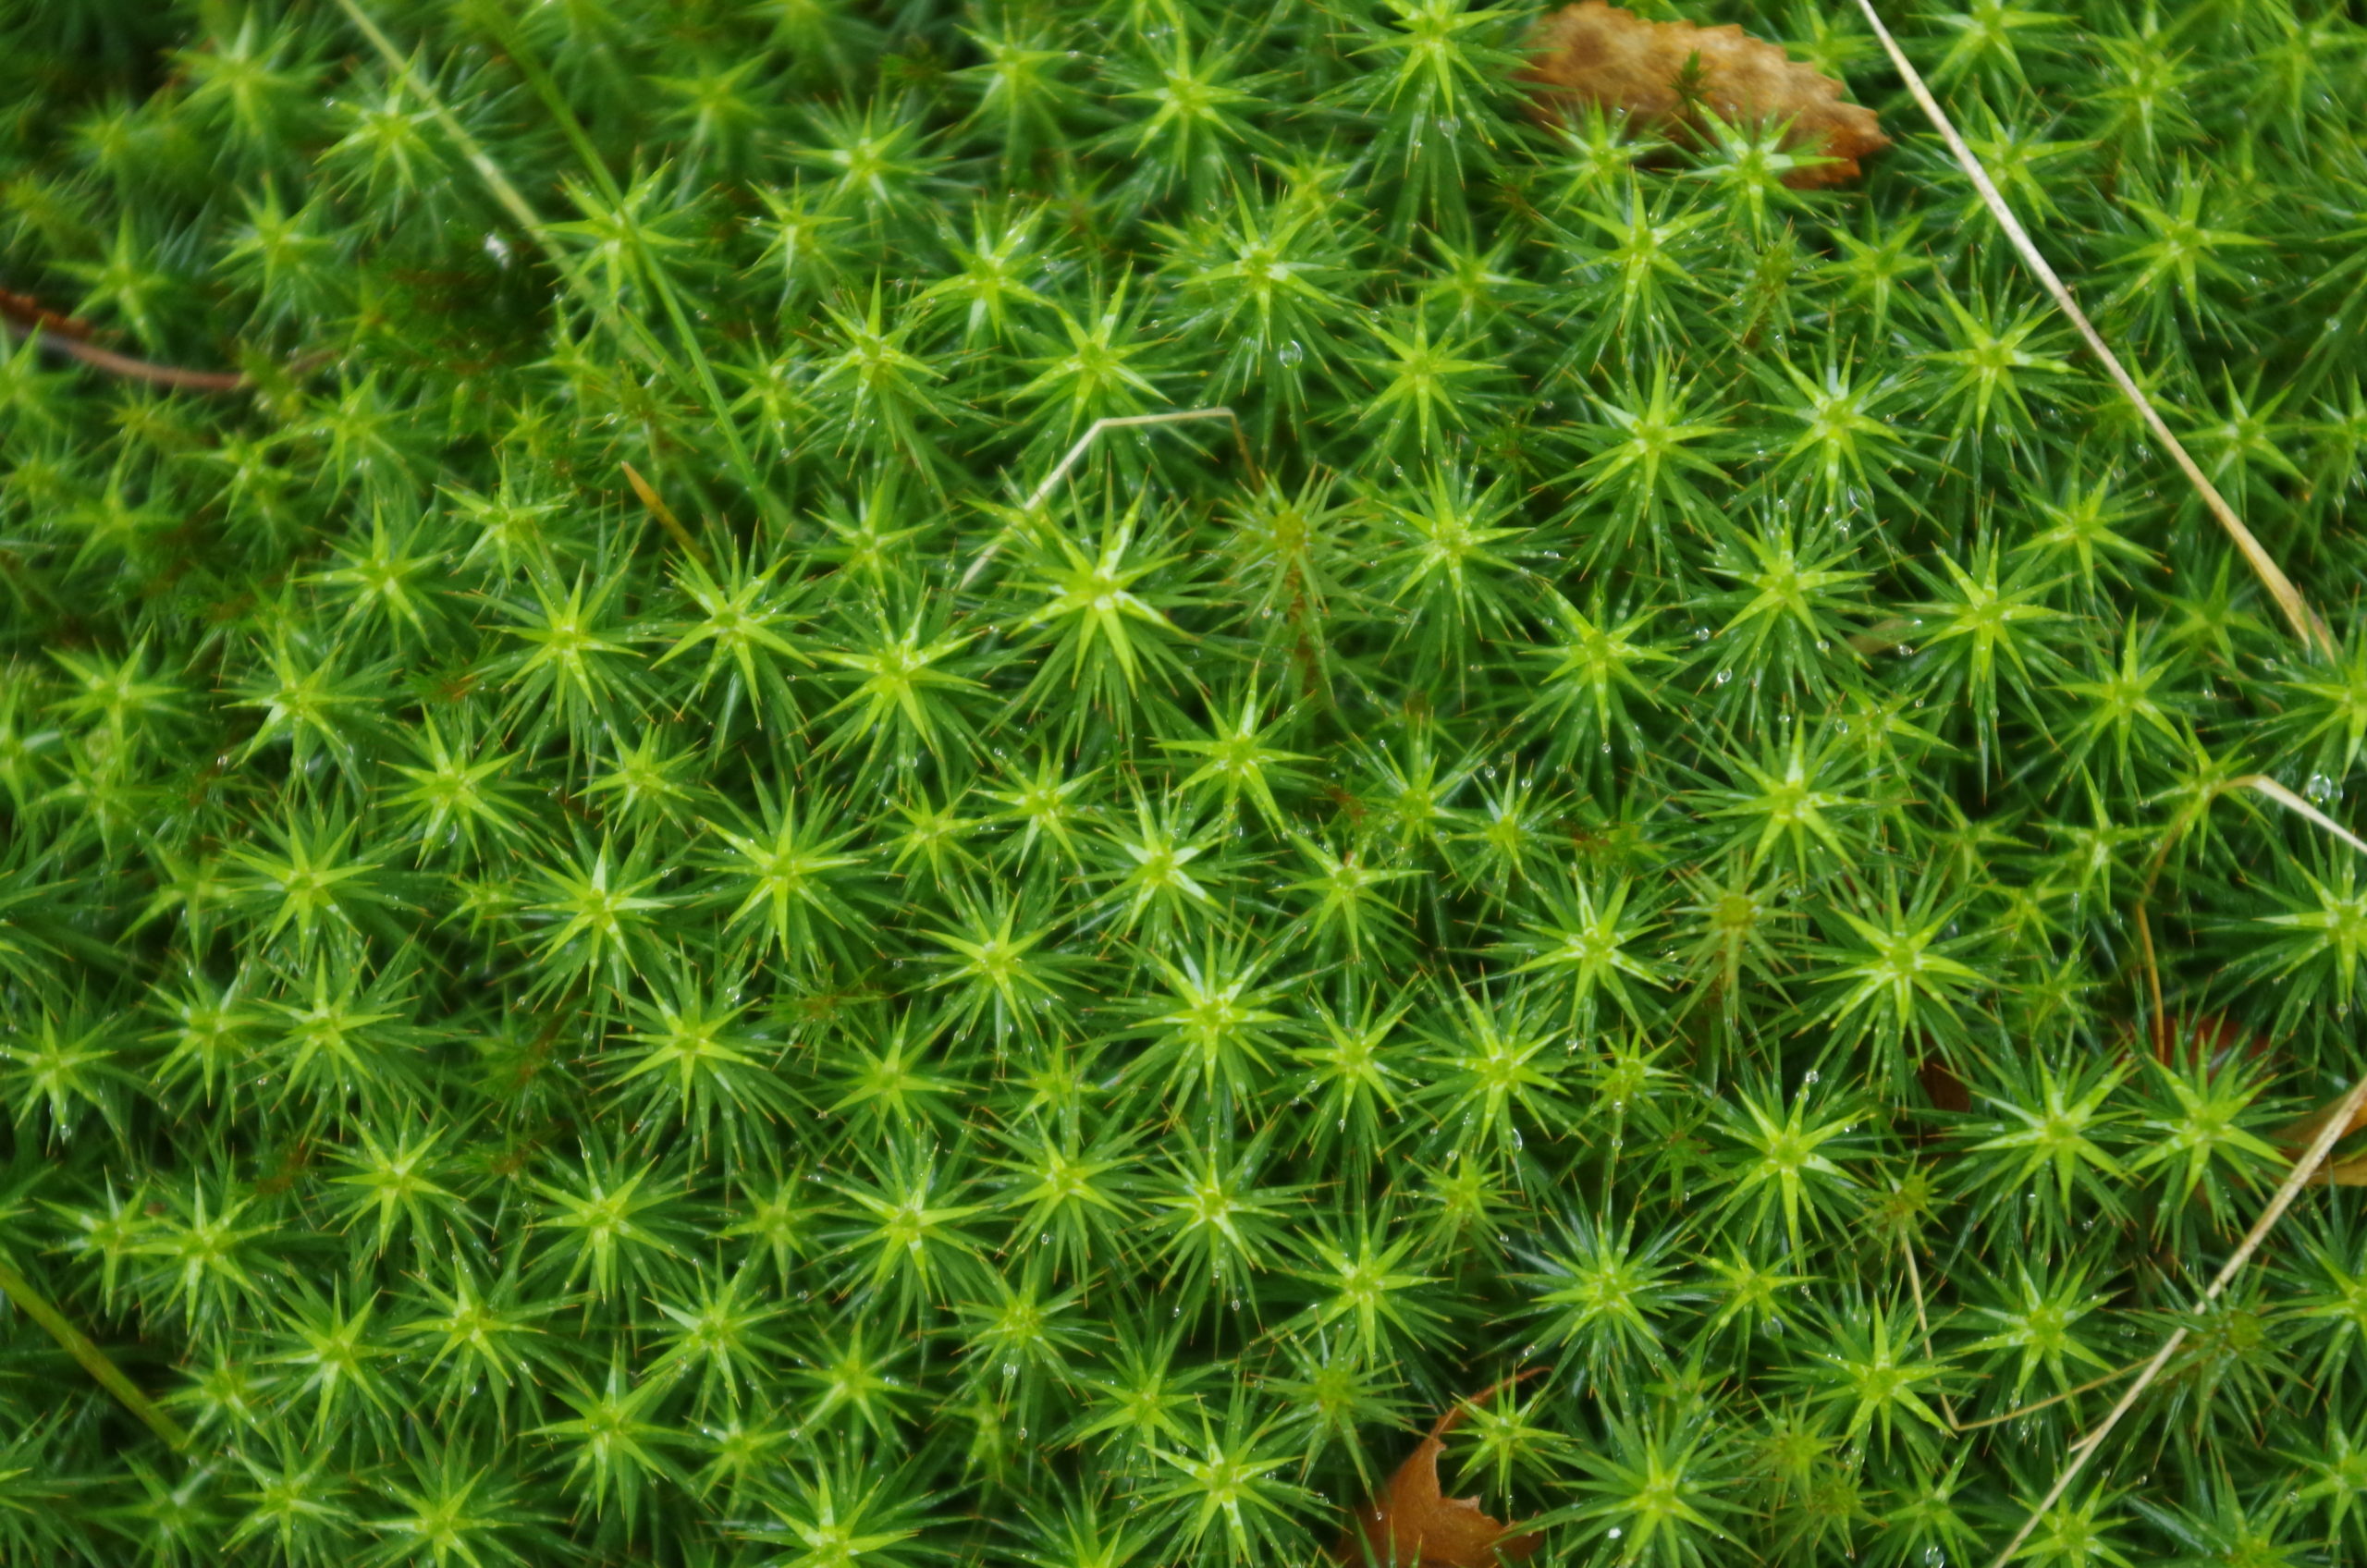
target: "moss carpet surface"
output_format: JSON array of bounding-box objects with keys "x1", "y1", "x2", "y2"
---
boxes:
[{"x1": 3, "y1": 1, "x2": 2367, "y2": 1564}]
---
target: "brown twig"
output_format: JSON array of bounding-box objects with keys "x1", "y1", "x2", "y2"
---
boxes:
[
  {"x1": 2128, "y1": 789, "x2": 2201, "y2": 1060},
  {"x1": 1, "y1": 315, "x2": 247, "y2": 393},
  {"x1": 0, "y1": 288, "x2": 250, "y2": 390},
  {"x1": 0, "y1": 286, "x2": 96, "y2": 339},
  {"x1": 0, "y1": 283, "x2": 344, "y2": 392}
]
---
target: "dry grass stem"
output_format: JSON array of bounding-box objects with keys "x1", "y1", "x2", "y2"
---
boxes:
[
  {"x1": 1899, "y1": 1229, "x2": 1958, "y2": 1428},
  {"x1": 2238, "y1": 774, "x2": 2367, "y2": 859},
  {"x1": 621, "y1": 462, "x2": 713, "y2": 566},
  {"x1": 959, "y1": 407, "x2": 1257, "y2": 588},
  {"x1": 1985, "y1": 1069, "x2": 2367, "y2": 1567},
  {"x1": 334, "y1": 0, "x2": 555, "y2": 257},
  {"x1": 1948, "y1": 1354, "x2": 2150, "y2": 1433},
  {"x1": 1990, "y1": 772, "x2": 2367, "y2": 1557},
  {"x1": 2278, "y1": 1087, "x2": 2367, "y2": 1154},
  {"x1": 1848, "y1": 0, "x2": 2332, "y2": 659}
]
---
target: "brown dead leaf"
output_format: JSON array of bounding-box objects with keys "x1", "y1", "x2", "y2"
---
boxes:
[
  {"x1": 2263, "y1": 1029, "x2": 2365, "y2": 1178},
  {"x1": 1917, "y1": 1058, "x2": 1971, "y2": 1114},
  {"x1": 2317, "y1": 1154, "x2": 2367, "y2": 1186},
  {"x1": 1516, "y1": 1, "x2": 1889, "y2": 189},
  {"x1": 1336, "y1": 1380, "x2": 1542, "y2": 1568},
  {"x1": 2280, "y1": 1090, "x2": 2367, "y2": 1158}
]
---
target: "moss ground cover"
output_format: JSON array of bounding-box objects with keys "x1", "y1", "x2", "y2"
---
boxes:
[{"x1": 3, "y1": 0, "x2": 2367, "y2": 1562}]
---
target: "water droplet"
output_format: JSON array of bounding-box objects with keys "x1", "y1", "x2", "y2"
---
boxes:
[{"x1": 1278, "y1": 340, "x2": 1306, "y2": 368}]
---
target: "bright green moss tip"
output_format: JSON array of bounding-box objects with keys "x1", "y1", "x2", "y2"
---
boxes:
[{"x1": 2, "y1": 0, "x2": 2367, "y2": 1564}]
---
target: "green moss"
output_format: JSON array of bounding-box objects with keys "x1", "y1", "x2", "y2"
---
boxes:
[{"x1": 1, "y1": 0, "x2": 2365, "y2": 1563}]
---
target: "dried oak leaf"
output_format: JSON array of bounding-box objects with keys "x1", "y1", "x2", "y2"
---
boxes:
[
  {"x1": 1516, "y1": 1, "x2": 1888, "y2": 188},
  {"x1": 1335, "y1": 1389, "x2": 1541, "y2": 1568}
]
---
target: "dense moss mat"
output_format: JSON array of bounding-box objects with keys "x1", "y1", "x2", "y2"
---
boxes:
[{"x1": 4, "y1": 0, "x2": 2367, "y2": 1562}]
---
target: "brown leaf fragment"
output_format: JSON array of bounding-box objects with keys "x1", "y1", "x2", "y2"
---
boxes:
[
  {"x1": 1336, "y1": 1383, "x2": 1541, "y2": 1568},
  {"x1": 2319, "y1": 1154, "x2": 2367, "y2": 1187},
  {"x1": 2279, "y1": 1089, "x2": 2367, "y2": 1158},
  {"x1": 1516, "y1": 1, "x2": 1889, "y2": 188},
  {"x1": 1917, "y1": 1058, "x2": 1971, "y2": 1114}
]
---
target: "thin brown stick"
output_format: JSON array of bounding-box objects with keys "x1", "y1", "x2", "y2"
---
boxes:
[
  {"x1": 2, "y1": 318, "x2": 246, "y2": 393},
  {"x1": 1948, "y1": 1354, "x2": 2150, "y2": 1433},
  {"x1": 0, "y1": 287, "x2": 96, "y2": 339},
  {"x1": 1985, "y1": 1070, "x2": 2367, "y2": 1567},
  {"x1": 2129, "y1": 788, "x2": 2204, "y2": 1060},
  {"x1": 1848, "y1": 0, "x2": 2332, "y2": 658}
]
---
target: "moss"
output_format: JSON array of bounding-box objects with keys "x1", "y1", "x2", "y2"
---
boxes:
[{"x1": 1, "y1": 0, "x2": 2365, "y2": 1563}]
